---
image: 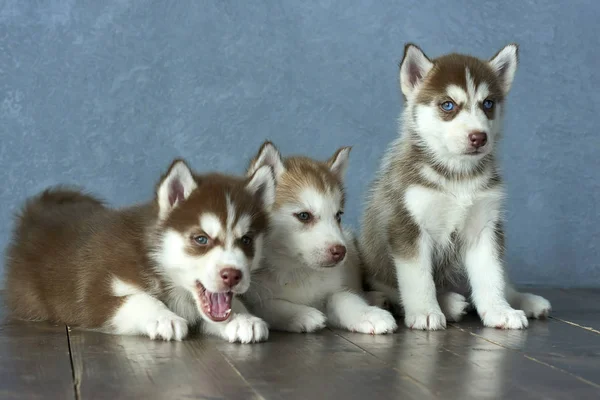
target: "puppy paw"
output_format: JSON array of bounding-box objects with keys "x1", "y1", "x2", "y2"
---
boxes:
[
  {"x1": 146, "y1": 312, "x2": 189, "y2": 341},
  {"x1": 349, "y1": 307, "x2": 397, "y2": 334},
  {"x1": 481, "y1": 307, "x2": 528, "y2": 329},
  {"x1": 224, "y1": 313, "x2": 269, "y2": 344},
  {"x1": 287, "y1": 308, "x2": 327, "y2": 333},
  {"x1": 405, "y1": 309, "x2": 446, "y2": 330},
  {"x1": 438, "y1": 292, "x2": 470, "y2": 322},
  {"x1": 363, "y1": 291, "x2": 389, "y2": 309},
  {"x1": 518, "y1": 293, "x2": 552, "y2": 319}
]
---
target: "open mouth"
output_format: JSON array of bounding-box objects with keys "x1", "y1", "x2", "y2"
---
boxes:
[{"x1": 196, "y1": 281, "x2": 233, "y2": 322}]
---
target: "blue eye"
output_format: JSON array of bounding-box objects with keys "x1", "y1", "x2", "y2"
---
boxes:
[
  {"x1": 483, "y1": 99, "x2": 494, "y2": 110},
  {"x1": 193, "y1": 235, "x2": 209, "y2": 245},
  {"x1": 441, "y1": 101, "x2": 455, "y2": 111},
  {"x1": 295, "y1": 212, "x2": 313, "y2": 222}
]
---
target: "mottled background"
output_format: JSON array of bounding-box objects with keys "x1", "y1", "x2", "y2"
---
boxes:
[{"x1": 1, "y1": 1, "x2": 598, "y2": 287}]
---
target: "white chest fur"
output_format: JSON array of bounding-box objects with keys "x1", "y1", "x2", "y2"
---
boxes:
[
  {"x1": 248, "y1": 244, "x2": 363, "y2": 311},
  {"x1": 404, "y1": 181, "x2": 504, "y2": 246}
]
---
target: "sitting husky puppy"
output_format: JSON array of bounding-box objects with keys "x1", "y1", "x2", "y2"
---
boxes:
[
  {"x1": 360, "y1": 43, "x2": 551, "y2": 330},
  {"x1": 5, "y1": 159, "x2": 275, "y2": 343},
  {"x1": 240, "y1": 141, "x2": 397, "y2": 335}
]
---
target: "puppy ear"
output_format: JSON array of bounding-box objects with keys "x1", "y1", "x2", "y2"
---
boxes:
[
  {"x1": 246, "y1": 165, "x2": 276, "y2": 211},
  {"x1": 399, "y1": 43, "x2": 434, "y2": 99},
  {"x1": 489, "y1": 43, "x2": 519, "y2": 95},
  {"x1": 327, "y1": 146, "x2": 352, "y2": 181},
  {"x1": 156, "y1": 159, "x2": 197, "y2": 220},
  {"x1": 247, "y1": 140, "x2": 285, "y2": 180}
]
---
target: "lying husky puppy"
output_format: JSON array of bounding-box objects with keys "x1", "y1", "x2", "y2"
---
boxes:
[
  {"x1": 240, "y1": 141, "x2": 397, "y2": 335},
  {"x1": 360, "y1": 43, "x2": 551, "y2": 330},
  {"x1": 5, "y1": 159, "x2": 275, "y2": 343}
]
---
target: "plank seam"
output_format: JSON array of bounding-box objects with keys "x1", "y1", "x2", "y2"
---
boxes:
[
  {"x1": 65, "y1": 325, "x2": 81, "y2": 400},
  {"x1": 450, "y1": 324, "x2": 600, "y2": 390}
]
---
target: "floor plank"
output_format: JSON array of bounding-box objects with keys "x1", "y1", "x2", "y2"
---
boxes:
[
  {"x1": 0, "y1": 306, "x2": 74, "y2": 399},
  {"x1": 68, "y1": 328, "x2": 260, "y2": 400},
  {"x1": 335, "y1": 323, "x2": 600, "y2": 400},
  {"x1": 213, "y1": 330, "x2": 435, "y2": 400},
  {"x1": 452, "y1": 315, "x2": 600, "y2": 389}
]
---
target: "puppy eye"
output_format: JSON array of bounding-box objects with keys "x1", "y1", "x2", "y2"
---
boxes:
[
  {"x1": 335, "y1": 211, "x2": 344, "y2": 223},
  {"x1": 241, "y1": 235, "x2": 253, "y2": 246},
  {"x1": 193, "y1": 235, "x2": 209, "y2": 246},
  {"x1": 294, "y1": 212, "x2": 313, "y2": 223},
  {"x1": 483, "y1": 99, "x2": 494, "y2": 110},
  {"x1": 440, "y1": 101, "x2": 455, "y2": 112}
]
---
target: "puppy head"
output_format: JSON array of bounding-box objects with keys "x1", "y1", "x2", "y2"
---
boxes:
[
  {"x1": 248, "y1": 141, "x2": 351, "y2": 270},
  {"x1": 400, "y1": 43, "x2": 518, "y2": 164},
  {"x1": 153, "y1": 159, "x2": 275, "y2": 323}
]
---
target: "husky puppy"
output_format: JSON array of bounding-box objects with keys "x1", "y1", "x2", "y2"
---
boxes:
[
  {"x1": 240, "y1": 141, "x2": 397, "y2": 335},
  {"x1": 5, "y1": 159, "x2": 275, "y2": 343},
  {"x1": 360, "y1": 43, "x2": 551, "y2": 330}
]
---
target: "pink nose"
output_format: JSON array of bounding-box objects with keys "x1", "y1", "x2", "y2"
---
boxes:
[
  {"x1": 328, "y1": 245, "x2": 347, "y2": 263},
  {"x1": 220, "y1": 268, "x2": 242, "y2": 288},
  {"x1": 469, "y1": 131, "x2": 488, "y2": 149}
]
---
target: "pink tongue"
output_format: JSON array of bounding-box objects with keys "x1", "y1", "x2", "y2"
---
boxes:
[{"x1": 210, "y1": 292, "x2": 231, "y2": 316}]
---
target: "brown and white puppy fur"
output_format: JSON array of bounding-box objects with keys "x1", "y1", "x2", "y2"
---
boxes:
[
  {"x1": 239, "y1": 142, "x2": 397, "y2": 335},
  {"x1": 360, "y1": 43, "x2": 551, "y2": 330},
  {"x1": 5, "y1": 159, "x2": 276, "y2": 343}
]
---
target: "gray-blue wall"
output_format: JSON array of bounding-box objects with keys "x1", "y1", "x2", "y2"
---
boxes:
[{"x1": 1, "y1": 1, "x2": 598, "y2": 287}]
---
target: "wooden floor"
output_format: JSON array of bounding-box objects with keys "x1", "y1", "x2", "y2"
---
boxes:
[{"x1": 1, "y1": 289, "x2": 600, "y2": 400}]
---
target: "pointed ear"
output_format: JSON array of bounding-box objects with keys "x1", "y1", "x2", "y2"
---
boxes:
[
  {"x1": 246, "y1": 165, "x2": 276, "y2": 211},
  {"x1": 247, "y1": 140, "x2": 285, "y2": 180},
  {"x1": 489, "y1": 43, "x2": 519, "y2": 95},
  {"x1": 156, "y1": 159, "x2": 197, "y2": 220},
  {"x1": 327, "y1": 146, "x2": 352, "y2": 181},
  {"x1": 399, "y1": 43, "x2": 434, "y2": 98}
]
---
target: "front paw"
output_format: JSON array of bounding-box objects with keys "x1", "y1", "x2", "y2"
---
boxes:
[
  {"x1": 438, "y1": 292, "x2": 470, "y2": 322},
  {"x1": 224, "y1": 314, "x2": 269, "y2": 344},
  {"x1": 349, "y1": 307, "x2": 397, "y2": 334},
  {"x1": 405, "y1": 309, "x2": 446, "y2": 330},
  {"x1": 519, "y1": 294, "x2": 552, "y2": 319},
  {"x1": 481, "y1": 307, "x2": 528, "y2": 329},
  {"x1": 146, "y1": 312, "x2": 189, "y2": 341},
  {"x1": 286, "y1": 308, "x2": 327, "y2": 333}
]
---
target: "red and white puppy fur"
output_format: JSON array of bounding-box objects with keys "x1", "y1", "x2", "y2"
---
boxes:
[
  {"x1": 239, "y1": 142, "x2": 397, "y2": 335},
  {"x1": 360, "y1": 43, "x2": 552, "y2": 330},
  {"x1": 5, "y1": 159, "x2": 275, "y2": 343}
]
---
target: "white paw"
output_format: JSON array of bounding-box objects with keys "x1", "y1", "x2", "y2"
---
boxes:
[
  {"x1": 481, "y1": 307, "x2": 528, "y2": 329},
  {"x1": 438, "y1": 292, "x2": 470, "y2": 322},
  {"x1": 363, "y1": 291, "x2": 389, "y2": 309},
  {"x1": 146, "y1": 312, "x2": 188, "y2": 341},
  {"x1": 405, "y1": 309, "x2": 446, "y2": 330},
  {"x1": 287, "y1": 308, "x2": 327, "y2": 333},
  {"x1": 349, "y1": 307, "x2": 397, "y2": 335},
  {"x1": 519, "y1": 293, "x2": 552, "y2": 319},
  {"x1": 224, "y1": 313, "x2": 269, "y2": 344}
]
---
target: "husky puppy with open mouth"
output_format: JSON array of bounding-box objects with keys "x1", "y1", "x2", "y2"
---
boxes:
[
  {"x1": 240, "y1": 141, "x2": 397, "y2": 335},
  {"x1": 5, "y1": 159, "x2": 275, "y2": 343},
  {"x1": 360, "y1": 43, "x2": 551, "y2": 330}
]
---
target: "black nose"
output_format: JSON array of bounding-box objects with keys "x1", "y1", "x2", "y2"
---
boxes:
[{"x1": 469, "y1": 131, "x2": 488, "y2": 149}]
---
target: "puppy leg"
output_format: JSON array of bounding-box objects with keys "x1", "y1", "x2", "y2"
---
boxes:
[
  {"x1": 110, "y1": 293, "x2": 189, "y2": 341},
  {"x1": 201, "y1": 298, "x2": 269, "y2": 344},
  {"x1": 248, "y1": 299, "x2": 327, "y2": 333},
  {"x1": 465, "y1": 227, "x2": 528, "y2": 329},
  {"x1": 506, "y1": 285, "x2": 552, "y2": 319},
  {"x1": 363, "y1": 291, "x2": 389, "y2": 309},
  {"x1": 326, "y1": 291, "x2": 397, "y2": 334},
  {"x1": 394, "y1": 236, "x2": 446, "y2": 330}
]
